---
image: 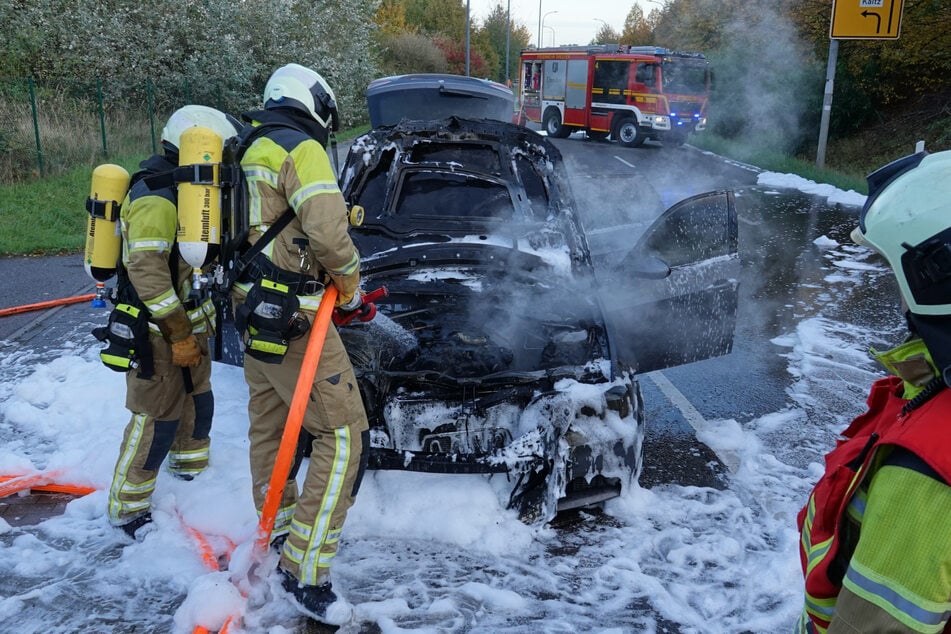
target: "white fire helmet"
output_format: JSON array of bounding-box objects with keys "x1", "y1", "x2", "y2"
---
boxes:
[
  {"x1": 160, "y1": 105, "x2": 241, "y2": 153},
  {"x1": 263, "y1": 63, "x2": 339, "y2": 132},
  {"x1": 851, "y1": 150, "x2": 951, "y2": 317}
]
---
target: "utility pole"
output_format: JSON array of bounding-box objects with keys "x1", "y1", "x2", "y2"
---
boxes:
[
  {"x1": 505, "y1": 0, "x2": 512, "y2": 84},
  {"x1": 466, "y1": 0, "x2": 471, "y2": 76},
  {"x1": 815, "y1": 39, "x2": 838, "y2": 169}
]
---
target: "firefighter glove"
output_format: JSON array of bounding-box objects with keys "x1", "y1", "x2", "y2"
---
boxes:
[
  {"x1": 330, "y1": 270, "x2": 361, "y2": 309},
  {"x1": 171, "y1": 334, "x2": 202, "y2": 368},
  {"x1": 156, "y1": 309, "x2": 193, "y2": 343},
  {"x1": 337, "y1": 290, "x2": 363, "y2": 312}
]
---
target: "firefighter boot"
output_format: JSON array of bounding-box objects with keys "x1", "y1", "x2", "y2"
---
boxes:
[{"x1": 279, "y1": 567, "x2": 350, "y2": 625}]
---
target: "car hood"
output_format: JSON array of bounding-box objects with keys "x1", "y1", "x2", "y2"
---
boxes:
[{"x1": 346, "y1": 242, "x2": 612, "y2": 387}]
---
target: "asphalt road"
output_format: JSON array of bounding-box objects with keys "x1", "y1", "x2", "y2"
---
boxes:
[{"x1": 0, "y1": 253, "x2": 95, "y2": 343}]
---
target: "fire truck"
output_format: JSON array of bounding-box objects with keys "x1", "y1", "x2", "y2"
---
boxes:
[{"x1": 518, "y1": 45, "x2": 710, "y2": 147}]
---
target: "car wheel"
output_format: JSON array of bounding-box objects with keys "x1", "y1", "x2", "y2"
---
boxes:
[
  {"x1": 613, "y1": 117, "x2": 645, "y2": 148},
  {"x1": 543, "y1": 108, "x2": 572, "y2": 138}
]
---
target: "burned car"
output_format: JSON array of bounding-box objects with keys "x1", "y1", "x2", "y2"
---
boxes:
[{"x1": 337, "y1": 111, "x2": 738, "y2": 522}]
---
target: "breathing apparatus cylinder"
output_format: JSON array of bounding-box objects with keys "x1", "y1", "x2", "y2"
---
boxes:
[
  {"x1": 176, "y1": 125, "x2": 223, "y2": 276},
  {"x1": 84, "y1": 164, "x2": 131, "y2": 307}
]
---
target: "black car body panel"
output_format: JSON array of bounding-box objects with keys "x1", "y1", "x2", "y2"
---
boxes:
[{"x1": 366, "y1": 74, "x2": 515, "y2": 128}]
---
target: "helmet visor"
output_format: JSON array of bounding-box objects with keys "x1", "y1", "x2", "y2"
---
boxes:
[
  {"x1": 310, "y1": 80, "x2": 339, "y2": 131},
  {"x1": 859, "y1": 151, "x2": 927, "y2": 233}
]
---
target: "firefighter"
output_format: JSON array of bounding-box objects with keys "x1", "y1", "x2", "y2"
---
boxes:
[
  {"x1": 233, "y1": 63, "x2": 369, "y2": 623},
  {"x1": 106, "y1": 105, "x2": 240, "y2": 538},
  {"x1": 796, "y1": 149, "x2": 951, "y2": 633}
]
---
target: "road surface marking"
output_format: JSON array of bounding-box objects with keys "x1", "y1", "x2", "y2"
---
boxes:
[
  {"x1": 613, "y1": 156, "x2": 637, "y2": 169},
  {"x1": 646, "y1": 371, "x2": 741, "y2": 473}
]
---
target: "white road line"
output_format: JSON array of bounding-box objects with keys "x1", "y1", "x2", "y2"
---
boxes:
[
  {"x1": 613, "y1": 155, "x2": 637, "y2": 169},
  {"x1": 646, "y1": 371, "x2": 741, "y2": 473}
]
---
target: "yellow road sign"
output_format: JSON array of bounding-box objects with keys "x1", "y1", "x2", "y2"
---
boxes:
[{"x1": 831, "y1": 0, "x2": 904, "y2": 39}]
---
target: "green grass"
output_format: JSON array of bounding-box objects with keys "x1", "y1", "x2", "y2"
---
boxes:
[
  {"x1": 0, "y1": 125, "x2": 373, "y2": 256},
  {"x1": 0, "y1": 154, "x2": 146, "y2": 256}
]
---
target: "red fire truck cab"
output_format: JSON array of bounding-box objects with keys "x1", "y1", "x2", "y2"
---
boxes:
[{"x1": 519, "y1": 45, "x2": 709, "y2": 147}]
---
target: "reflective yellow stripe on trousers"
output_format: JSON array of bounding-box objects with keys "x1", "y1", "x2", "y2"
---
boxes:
[{"x1": 294, "y1": 426, "x2": 351, "y2": 586}]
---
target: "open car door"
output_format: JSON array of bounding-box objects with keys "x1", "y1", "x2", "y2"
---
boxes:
[{"x1": 600, "y1": 190, "x2": 739, "y2": 374}]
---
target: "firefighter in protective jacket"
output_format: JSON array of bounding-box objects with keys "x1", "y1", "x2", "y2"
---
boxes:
[
  {"x1": 233, "y1": 63, "x2": 369, "y2": 622},
  {"x1": 105, "y1": 105, "x2": 240, "y2": 538},
  {"x1": 796, "y1": 150, "x2": 951, "y2": 633}
]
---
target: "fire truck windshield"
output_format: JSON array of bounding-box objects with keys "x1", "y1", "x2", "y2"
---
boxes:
[{"x1": 662, "y1": 60, "x2": 708, "y2": 95}]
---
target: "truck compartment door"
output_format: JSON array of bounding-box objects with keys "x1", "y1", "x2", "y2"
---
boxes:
[
  {"x1": 542, "y1": 60, "x2": 566, "y2": 101},
  {"x1": 564, "y1": 59, "x2": 588, "y2": 127}
]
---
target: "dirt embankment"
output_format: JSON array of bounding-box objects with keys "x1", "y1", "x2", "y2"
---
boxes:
[{"x1": 825, "y1": 88, "x2": 951, "y2": 174}]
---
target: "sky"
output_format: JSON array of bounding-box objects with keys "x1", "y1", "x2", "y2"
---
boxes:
[
  {"x1": 466, "y1": 0, "x2": 647, "y2": 48},
  {"x1": 0, "y1": 169, "x2": 875, "y2": 633}
]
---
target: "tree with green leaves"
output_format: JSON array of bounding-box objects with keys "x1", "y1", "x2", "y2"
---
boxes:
[
  {"x1": 591, "y1": 24, "x2": 622, "y2": 45},
  {"x1": 0, "y1": 0, "x2": 380, "y2": 127},
  {"x1": 477, "y1": 3, "x2": 532, "y2": 84},
  {"x1": 402, "y1": 0, "x2": 468, "y2": 40},
  {"x1": 621, "y1": 4, "x2": 652, "y2": 46},
  {"x1": 377, "y1": 32, "x2": 449, "y2": 76}
]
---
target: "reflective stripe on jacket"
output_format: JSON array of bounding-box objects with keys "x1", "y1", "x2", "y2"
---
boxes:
[{"x1": 797, "y1": 375, "x2": 951, "y2": 633}]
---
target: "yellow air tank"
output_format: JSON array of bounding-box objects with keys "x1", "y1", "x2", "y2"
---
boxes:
[
  {"x1": 177, "y1": 125, "x2": 223, "y2": 270},
  {"x1": 84, "y1": 163, "x2": 130, "y2": 283}
]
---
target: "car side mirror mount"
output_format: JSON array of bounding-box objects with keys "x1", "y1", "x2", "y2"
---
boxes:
[{"x1": 627, "y1": 255, "x2": 671, "y2": 280}]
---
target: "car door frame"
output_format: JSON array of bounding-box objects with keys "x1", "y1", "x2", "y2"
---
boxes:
[{"x1": 599, "y1": 189, "x2": 739, "y2": 374}]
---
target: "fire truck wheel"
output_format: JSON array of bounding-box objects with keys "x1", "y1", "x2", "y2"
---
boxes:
[
  {"x1": 613, "y1": 117, "x2": 645, "y2": 148},
  {"x1": 543, "y1": 108, "x2": 572, "y2": 139}
]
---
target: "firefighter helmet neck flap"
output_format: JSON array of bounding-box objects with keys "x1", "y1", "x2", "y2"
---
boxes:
[
  {"x1": 263, "y1": 64, "x2": 340, "y2": 134},
  {"x1": 160, "y1": 105, "x2": 241, "y2": 156},
  {"x1": 853, "y1": 149, "x2": 951, "y2": 383}
]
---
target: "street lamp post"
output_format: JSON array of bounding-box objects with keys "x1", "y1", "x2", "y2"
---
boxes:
[
  {"x1": 544, "y1": 26, "x2": 555, "y2": 47},
  {"x1": 541, "y1": 10, "x2": 558, "y2": 48},
  {"x1": 537, "y1": 0, "x2": 542, "y2": 48},
  {"x1": 505, "y1": 0, "x2": 511, "y2": 84}
]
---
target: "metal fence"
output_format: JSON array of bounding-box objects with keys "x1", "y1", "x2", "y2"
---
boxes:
[{"x1": 1, "y1": 77, "x2": 254, "y2": 182}]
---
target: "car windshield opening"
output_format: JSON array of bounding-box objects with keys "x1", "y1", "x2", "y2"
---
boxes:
[{"x1": 396, "y1": 172, "x2": 514, "y2": 220}]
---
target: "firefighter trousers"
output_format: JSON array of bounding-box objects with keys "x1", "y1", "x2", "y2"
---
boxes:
[
  {"x1": 244, "y1": 324, "x2": 369, "y2": 587},
  {"x1": 107, "y1": 331, "x2": 213, "y2": 525}
]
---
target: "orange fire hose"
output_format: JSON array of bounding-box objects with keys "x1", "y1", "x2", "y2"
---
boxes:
[
  {"x1": 0, "y1": 294, "x2": 97, "y2": 318},
  {"x1": 0, "y1": 472, "x2": 95, "y2": 499},
  {"x1": 190, "y1": 287, "x2": 338, "y2": 634},
  {"x1": 0, "y1": 471, "x2": 65, "y2": 498}
]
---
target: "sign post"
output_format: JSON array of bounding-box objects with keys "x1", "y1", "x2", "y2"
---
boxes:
[{"x1": 816, "y1": 0, "x2": 905, "y2": 168}]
